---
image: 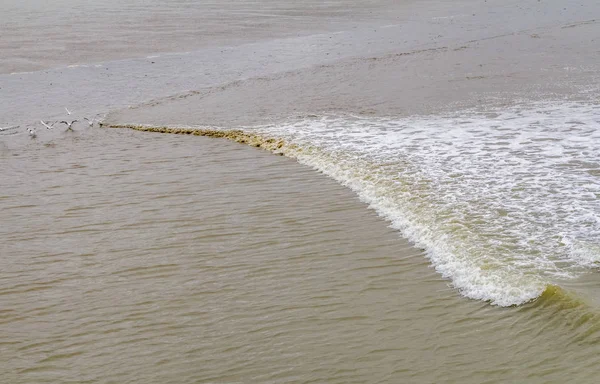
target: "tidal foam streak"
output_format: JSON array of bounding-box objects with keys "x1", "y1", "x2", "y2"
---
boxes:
[{"x1": 249, "y1": 102, "x2": 600, "y2": 306}]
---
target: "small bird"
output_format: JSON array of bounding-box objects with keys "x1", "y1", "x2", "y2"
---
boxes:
[
  {"x1": 40, "y1": 120, "x2": 55, "y2": 129},
  {"x1": 65, "y1": 107, "x2": 72, "y2": 115},
  {"x1": 60, "y1": 120, "x2": 78, "y2": 131},
  {"x1": 27, "y1": 127, "x2": 37, "y2": 137},
  {"x1": 83, "y1": 117, "x2": 96, "y2": 127}
]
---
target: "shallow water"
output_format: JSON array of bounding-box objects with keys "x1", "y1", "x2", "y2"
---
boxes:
[
  {"x1": 235, "y1": 101, "x2": 600, "y2": 306},
  {"x1": 2, "y1": 129, "x2": 600, "y2": 384},
  {"x1": 3, "y1": 0, "x2": 600, "y2": 382},
  {"x1": 0, "y1": 0, "x2": 405, "y2": 74}
]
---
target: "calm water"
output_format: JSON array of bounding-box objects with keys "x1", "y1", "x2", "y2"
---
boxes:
[
  {"x1": 2, "y1": 0, "x2": 600, "y2": 383},
  {"x1": 0, "y1": 0, "x2": 404, "y2": 74}
]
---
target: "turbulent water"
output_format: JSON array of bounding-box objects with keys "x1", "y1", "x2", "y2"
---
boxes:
[
  {"x1": 4, "y1": 124, "x2": 600, "y2": 384},
  {"x1": 119, "y1": 101, "x2": 600, "y2": 306},
  {"x1": 3, "y1": 0, "x2": 600, "y2": 382},
  {"x1": 241, "y1": 102, "x2": 600, "y2": 306}
]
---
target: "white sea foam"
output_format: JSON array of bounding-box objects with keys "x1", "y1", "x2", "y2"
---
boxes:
[{"x1": 246, "y1": 101, "x2": 600, "y2": 306}]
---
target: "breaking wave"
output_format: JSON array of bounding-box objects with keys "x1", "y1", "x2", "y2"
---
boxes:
[{"x1": 110, "y1": 101, "x2": 600, "y2": 306}]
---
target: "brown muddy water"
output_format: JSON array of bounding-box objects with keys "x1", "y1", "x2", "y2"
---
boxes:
[
  {"x1": 0, "y1": 0, "x2": 408, "y2": 74},
  {"x1": 2, "y1": 128, "x2": 600, "y2": 384},
  {"x1": 2, "y1": 0, "x2": 600, "y2": 383}
]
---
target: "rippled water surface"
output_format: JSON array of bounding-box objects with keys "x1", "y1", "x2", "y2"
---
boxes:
[
  {"x1": 3, "y1": 0, "x2": 600, "y2": 382},
  {"x1": 2, "y1": 129, "x2": 600, "y2": 383},
  {"x1": 238, "y1": 101, "x2": 600, "y2": 306},
  {"x1": 0, "y1": 0, "x2": 401, "y2": 74}
]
